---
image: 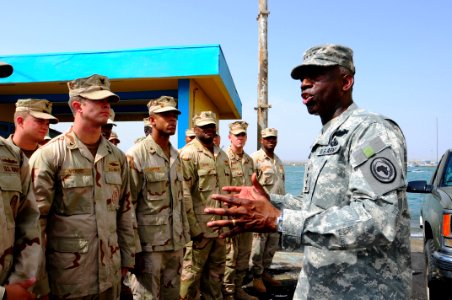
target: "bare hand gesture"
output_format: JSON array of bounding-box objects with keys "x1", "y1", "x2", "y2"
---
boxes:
[
  {"x1": 5, "y1": 277, "x2": 37, "y2": 300},
  {"x1": 204, "y1": 173, "x2": 281, "y2": 238}
]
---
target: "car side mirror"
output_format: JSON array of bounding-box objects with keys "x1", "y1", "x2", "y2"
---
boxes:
[{"x1": 407, "y1": 180, "x2": 433, "y2": 193}]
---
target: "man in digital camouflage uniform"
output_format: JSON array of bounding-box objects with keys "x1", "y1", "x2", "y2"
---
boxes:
[
  {"x1": 179, "y1": 111, "x2": 231, "y2": 300},
  {"x1": 249, "y1": 127, "x2": 284, "y2": 293},
  {"x1": 8, "y1": 99, "x2": 58, "y2": 158},
  {"x1": 0, "y1": 61, "x2": 42, "y2": 300},
  {"x1": 30, "y1": 74, "x2": 136, "y2": 299},
  {"x1": 126, "y1": 96, "x2": 190, "y2": 299},
  {"x1": 206, "y1": 44, "x2": 412, "y2": 299},
  {"x1": 222, "y1": 121, "x2": 257, "y2": 300}
]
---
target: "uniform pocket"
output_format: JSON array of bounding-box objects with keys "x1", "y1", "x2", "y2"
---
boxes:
[
  {"x1": 198, "y1": 168, "x2": 216, "y2": 192},
  {"x1": 261, "y1": 171, "x2": 275, "y2": 186},
  {"x1": 105, "y1": 171, "x2": 122, "y2": 211},
  {"x1": 145, "y1": 171, "x2": 168, "y2": 200},
  {"x1": 59, "y1": 171, "x2": 94, "y2": 215},
  {"x1": 137, "y1": 214, "x2": 170, "y2": 245},
  {"x1": 0, "y1": 172, "x2": 21, "y2": 229}
]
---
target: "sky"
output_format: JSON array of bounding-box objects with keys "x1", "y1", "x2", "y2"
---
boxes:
[{"x1": 1, "y1": 0, "x2": 451, "y2": 161}]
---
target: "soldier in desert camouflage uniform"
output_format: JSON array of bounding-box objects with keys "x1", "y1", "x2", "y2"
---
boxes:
[
  {"x1": 30, "y1": 74, "x2": 135, "y2": 299},
  {"x1": 101, "y1": 108, "x2": 116, "y2": 139},
  {"x1": 126, "y1": 96, "x2": 190, "y2": 299},
  {"x1": 0, "y1": 63, "x2": 42, "y2": 300},
  {"x1": 179, "y1": 111, "x2": 231, "y2": 300},
  {"x1": 206, "y1": 44, "x2": 412, "y2": 299},
  {"x1": 8, "y1": 99, "x2": 58, "y2": 158},
  {"x1": 185, "y1": 128, "x2": 196, "y2": 144},
  {"x1": 222, "y1": 121, "x2": 257, "y2": 300},
  {"x1": 249, "y1": 127, "x2": 284, "y2": 293}
]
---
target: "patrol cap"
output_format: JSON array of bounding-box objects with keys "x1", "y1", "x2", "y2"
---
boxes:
[
  {"x1": 229, "y1": 121, "x2": 248, "y2": 135},
  {"x1": 0, "y1": 62, "x2": 13, "y2": 78},
  {"x1": 109, "y1": 131, "x2": 120, "y2": 143},
  {"x1": 15, "y1": 99, "x2": 59, "y2": 124},
  {"x1": 67, "y1": 74, "x2": 119, "y2": 103},
  {"x1": 291, "y1": 44, "x2": 355, "y2": 80},
  {"x1": 193, "y1": 111, "x2": 217, "y2": 127},
  {"x1": 261, "y1": 128, "x2": 278, "y2": 138},
  {"x1": 147, "y1": 96, "x2": 181, "y2": 115},
  {"x1": 143, "y1": 117, "x2": 151, "y2": 127},
  {"x1": 107, "y1": 108, "x2": 116, "y2": 126},
  {"x1": 185, "y1": 128, "x2": 196, "y2": 137}
]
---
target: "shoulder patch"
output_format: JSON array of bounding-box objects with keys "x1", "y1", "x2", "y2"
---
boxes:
[{"x1": 370, "y1": 157, "x2": 396, "y2": 183}]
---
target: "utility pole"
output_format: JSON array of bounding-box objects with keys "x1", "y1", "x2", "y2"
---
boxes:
[{"x1": 255, "y1": 0, "x2": 271, "y2": 150}]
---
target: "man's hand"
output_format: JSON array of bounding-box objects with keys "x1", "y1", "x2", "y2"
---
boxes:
[
  {"x1": 5, "y1": 278, "x2": 37, "y2": 300},
  {"x1": 204, "y1": 173, "x2": 281, "y2": 238}
]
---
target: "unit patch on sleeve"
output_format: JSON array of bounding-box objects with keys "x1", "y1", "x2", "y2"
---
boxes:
[{"x1": 370, "y1": 157, "x2": 396, "y2": 183}]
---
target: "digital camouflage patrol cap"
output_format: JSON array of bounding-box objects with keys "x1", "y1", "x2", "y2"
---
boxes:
[
  {"x1": 147, "y1": 96, "x2": 181, "y2": 115},
  {"x1": 291, "y1": 44, "x2": 355, "y2": 80},
  {"x1": 261, "y1": 128, "x2": 278, "y2": 138},
  {"x1": 193, "y1": 111, "x2": 217, "y2": 127},
  {"x1": 0, "y1": 61, "x2": 13, "y2": 78},
  {"x1": 15, "y1": 99, "x2": 59, "y2": 124},
  {"x1": 67, "y1": 74, "x2": 119, "y2": 103},
  {"x1": 229, "y1": 121, "x2": 248, "y2": 135}
]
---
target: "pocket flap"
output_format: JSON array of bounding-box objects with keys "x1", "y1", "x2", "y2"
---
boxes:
[
  {"x1": 61, "y1": 170, "x2": 93, "y2": 188},
  {"x1": 145, "y1": 171, "x2": 167, "y2": 182},
  {"x1": 105, "y1": 171, "x2": 122, "y2": 185},
  {"x1": 49, "y1": 237, "x2": 89, "y2": 253},
  {"x1": 138, "y1": 214, "x2": 169, "y2": 226}
]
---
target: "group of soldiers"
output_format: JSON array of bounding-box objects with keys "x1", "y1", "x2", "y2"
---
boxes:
[{"x1": 0, "y1": 65, "x2": 285, "y2": 300}]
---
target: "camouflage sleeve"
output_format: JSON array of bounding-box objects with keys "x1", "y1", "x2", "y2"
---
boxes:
[
  {"x1": 8, "y1": 154, "x2": 42, "y2": 284},
  {"x1": 28, "y1": 148, "x2": 56, "y2": 295},
  {"x1": 126, "y1": 151, "x2": 143, "y2": 254},
  {"x1": 180, "y1": 149, "x2": 202, "y2": 238},
  {"x1": 270, "y1": 193, "x2": 305, "y2": 211},
  {"x1": 116, "y1": 155, "x2": 136, "y2": 268},
  {"x1": 281, "y1": 122, "x2": 407, "y2": 250}
]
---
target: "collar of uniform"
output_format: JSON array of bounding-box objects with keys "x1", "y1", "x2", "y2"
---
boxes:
[
  {"x1": 192, "y1": 138, "x2": 220, "y2": 158},
  {"x1": 64, "y1": 128, "x2": 114, "y2": 156},
  {"x1": 227, "y1": 146, "x2": 242, "y2": 161},
  {"x1": 144, "y1": 135, "x2": 158, "y2": 154},
  {"x1": 312, "y1": 103, "x2": 358, "y2": 147}
]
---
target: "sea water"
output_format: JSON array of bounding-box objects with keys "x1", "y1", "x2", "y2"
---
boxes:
[{"x1": 284, "y1": 165, "x2": 436, "y2": 237}]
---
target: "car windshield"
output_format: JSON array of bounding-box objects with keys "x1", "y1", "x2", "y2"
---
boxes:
[{"x1": 442, "y1": 153, "x2": 452, "y2": 187}]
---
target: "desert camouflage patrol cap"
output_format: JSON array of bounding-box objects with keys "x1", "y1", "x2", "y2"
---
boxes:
[
  {"x1": 15, "y1": 99, "x2": 59, "y2": 124},
  {"x1": 0, "y1": 61, "x2": 13, "y2": 78},
  {"x1": 229, "y1": 121, "x2": 248, "y2": 135},
  {"x1": 147, "y1": 96, "x2": 181, "y2": 115},
  {"x1": 68, "y1": 74, "x2": 119, "y2": 103},
  {"x1": 185, "y1": 128, "x2": 196, "y2": 137},
  {"x1": 109, "y1": 131, "x2": 120, "y2": 143},
  {"x1": 291, "y1": 44, "x2": 355, "y2": 79},
  {"x1": 143, "y1": 117, "x2": 151, "y2": 127},
  {"x1": 261, "y1": 127, "x2": 278, "y2": 138},
  {"x1": 106, "y1": 108, "x2": 117, "y2": 126},
  {"x1": 193, "y1": 111, "x2": 217, "y2": 127}
]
